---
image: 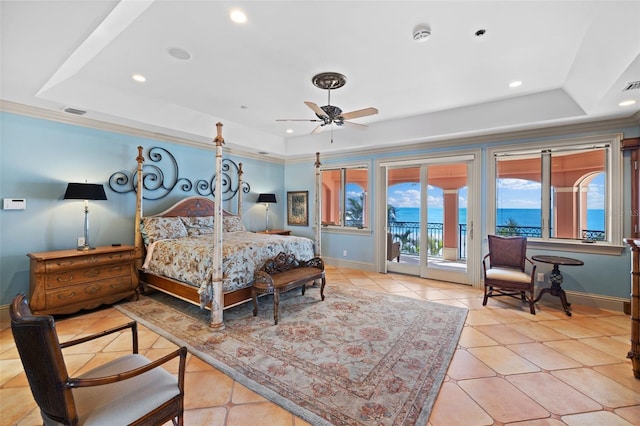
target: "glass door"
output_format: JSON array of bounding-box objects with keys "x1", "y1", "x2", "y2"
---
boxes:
[{"x1": 383, "y1": 154, "x2": 478, "y2": 286}]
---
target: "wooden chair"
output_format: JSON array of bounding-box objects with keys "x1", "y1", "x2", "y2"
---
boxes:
[
  {"x1": 482, "y1": 235, "x2": 537, "y2": 314},
  {"x1": 10, "y1": 293, "x2": 187, "y2": 425},
  {"x1": 387, "y1": 232, "x2": 401, "y2": 262}
]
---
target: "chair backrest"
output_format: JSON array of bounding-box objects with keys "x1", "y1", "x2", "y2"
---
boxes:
[
  {"x1": 10, "y1": 294, "x2": 78, "y2": 424},
  {"x1": 487, "y1": 235, "x2": 527, "y2": 271}
]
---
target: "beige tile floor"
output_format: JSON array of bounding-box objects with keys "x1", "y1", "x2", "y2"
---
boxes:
[{"x1": 2, "y1": 266, "x2": 639, "y2": 425}]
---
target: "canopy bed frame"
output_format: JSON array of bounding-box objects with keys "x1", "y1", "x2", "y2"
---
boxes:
[{"x1": 133, "y1": 123, "x2": 322, "y2": 329}]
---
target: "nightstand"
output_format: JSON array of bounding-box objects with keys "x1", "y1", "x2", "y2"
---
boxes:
[
  {"x1": 256, "y1": 230, "x2": 291, "y2": 235},
  {"x1": 27, "y1": 245, "x2": 138, "y2": 315}
]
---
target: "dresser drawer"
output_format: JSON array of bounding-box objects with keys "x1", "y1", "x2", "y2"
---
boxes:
[
  {"x1": 44, "y1": 277, "x2": 134, "y2": 310},
  {"x1": 44, "y1": 251, "x2": 132, "y2": 272},
  {"x1": 45, "y1": 263, "x2": 131, "y2": 288}
]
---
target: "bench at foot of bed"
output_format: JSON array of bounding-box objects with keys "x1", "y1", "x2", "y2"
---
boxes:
[{"x1": 252, "y1": 252, "x2": 325, "y2": 325}]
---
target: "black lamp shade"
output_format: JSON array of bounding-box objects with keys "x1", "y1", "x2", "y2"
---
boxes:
[
  {"x1": 63, "y1": 183, "x2": 107, "y2": 200},
  {"x1": 257, "y1": 193, "x2": 276, "y2": 203}
]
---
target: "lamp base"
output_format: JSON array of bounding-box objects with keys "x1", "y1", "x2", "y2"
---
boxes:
[{"x1": 77, "y1": 245, "x2": 96, "y2": 251}]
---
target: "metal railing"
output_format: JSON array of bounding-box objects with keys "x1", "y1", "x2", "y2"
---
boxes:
[{"x1": 388, "y1": 222, "x2": 605, "y2": 261}]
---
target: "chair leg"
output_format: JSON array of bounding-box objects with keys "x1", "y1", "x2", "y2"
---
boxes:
[
  {"x1": 482, "y1": 286, "x2": 490, "y2": 306},
  {"x1": 529, "y1": 290, "x2": 536, "y2": 315}
]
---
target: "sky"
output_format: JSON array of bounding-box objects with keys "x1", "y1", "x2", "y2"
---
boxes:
[{"x1": 386, "y1": 173, "x2": 605, "y2": 210}]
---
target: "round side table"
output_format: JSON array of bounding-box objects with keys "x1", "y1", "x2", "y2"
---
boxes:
[{"x1": 531, "y1": 255, "x2": 584, "y2": 317}]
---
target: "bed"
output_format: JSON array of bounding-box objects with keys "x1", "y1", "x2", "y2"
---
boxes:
[{"x1": 133, "y1": 123, "x2": 322, "y2": 329}]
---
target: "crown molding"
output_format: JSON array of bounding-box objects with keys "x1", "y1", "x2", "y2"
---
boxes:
[{"x1": 3, "y1": 100, "x2": 639, "y2": 166}]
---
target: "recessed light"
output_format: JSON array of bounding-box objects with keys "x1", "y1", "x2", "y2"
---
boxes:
[
  {"x1": 619, "y1": 99, "x2": 637, "y2": 107},
  {"x1": 286, "y1": 129, "x2": 293, "y2": 134},
  {"x1": 132, "y1": 74, "x2": 146, "y2": 83},
  {"x1": 230, "y1": 9, "x2": 247, "y2": 24},
  {"x1": 509, "y1": 80, "x2": 522, "y2": 88},
  {"x1": 168, "y1": 47, "x2": 191, "y2": 61}
]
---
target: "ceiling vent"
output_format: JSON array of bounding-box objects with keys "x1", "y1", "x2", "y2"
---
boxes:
[
  {"x1": 63, "y1": 107, "x2": 86, "y2": 115},
  {"x1": 623, "y1": 81, "x2": 640, "y2": 91}
]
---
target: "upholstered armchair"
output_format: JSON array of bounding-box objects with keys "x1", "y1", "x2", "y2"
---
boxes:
[
  {"x1": 387, "y1": 232, "x2": 401, "y2": 262},
  {"x1": 482, "y1": 235, "x2": 537, "y2": 314},
  {"x1": 10, "y1": 293, "x2": 187, "y2": 425}
]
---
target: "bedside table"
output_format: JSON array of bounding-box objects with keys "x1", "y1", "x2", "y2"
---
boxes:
[
  {"x1": 256, "y1": 230, "x2": 291, "y2": 236},
  {"x1": 27, "y1": 245, "x2": 138, "y2": 315}
]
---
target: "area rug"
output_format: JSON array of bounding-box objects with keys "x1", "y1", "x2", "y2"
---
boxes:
[{"x1": 115, "y1": 285, "x2": 467, "y2": 425}]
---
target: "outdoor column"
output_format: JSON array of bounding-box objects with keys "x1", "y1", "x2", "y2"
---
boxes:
[
  {"x1": 554, "y1": 187, "x2": 580, "y2": 239},
  {"x1": 442, "y1": 189, "x2": 458, "y2": 260}
]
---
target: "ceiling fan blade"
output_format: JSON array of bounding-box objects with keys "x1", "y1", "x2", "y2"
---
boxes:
[
  {"x1": 339, "y1": 107, "x2": 378, "y2": 120},
  {"x1": 304, "y1": 101, "x2": 328, "y2": 118},
  {"x1": 276, "y1": 119, "x2": 322, "y2": 122},
  {"x1": 343, "y1": 120, "x2": 368, "y2": 129},
  {"x1": 311, "y1": 124, "x2": 324, "y2": 134}
]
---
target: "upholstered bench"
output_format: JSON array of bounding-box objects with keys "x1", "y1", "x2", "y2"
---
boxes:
[{"x1": 252, "y1": 252, "x2": 325, "y2": 324}]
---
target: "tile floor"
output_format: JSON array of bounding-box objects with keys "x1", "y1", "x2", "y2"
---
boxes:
[{"x1": 1, "y1": 266, "x2": 639, "y2": 425}]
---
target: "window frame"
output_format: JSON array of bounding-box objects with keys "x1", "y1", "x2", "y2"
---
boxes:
[
  {"x1": 320, "y1": 162, "x2": 370, "y2": 234},
  {"x1": 487, "y1": 133, "x2": 624, "y2": 255}
]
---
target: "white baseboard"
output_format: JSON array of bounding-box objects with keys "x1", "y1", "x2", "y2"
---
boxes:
[
  {"x1": 323, "y1": 257, "x2": 375, "y2": 271},
  {"x1": 538, "y1": 288, "x2": 628, "y2": 313}
]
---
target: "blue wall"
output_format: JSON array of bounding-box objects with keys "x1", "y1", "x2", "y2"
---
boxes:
[
  {"x1": 2, "y1": 111, "x2": 639, "y2": 305},
  {"x1": 0, "y1": 112, "x2": 286, "y2": 305}
]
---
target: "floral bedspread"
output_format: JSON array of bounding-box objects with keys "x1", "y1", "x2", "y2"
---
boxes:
[{"x1": 142, "y1": 232, "x2": 315, "y2": 293}]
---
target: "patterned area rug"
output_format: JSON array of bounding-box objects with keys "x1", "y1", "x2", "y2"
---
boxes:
[{"x1": 115, "y1": 285, "x2": 467, "y2": 425}]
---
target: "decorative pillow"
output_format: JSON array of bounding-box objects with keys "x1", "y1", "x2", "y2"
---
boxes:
[
  {"x1": 223, "y1": 215, "x2": 246, "y2": 233},
  {"x1": 141, "y1": 217, "x2": 188, "y2": 245},
  {"x1": 180, "y1": 216, "x2": 214, "y2": 236}
]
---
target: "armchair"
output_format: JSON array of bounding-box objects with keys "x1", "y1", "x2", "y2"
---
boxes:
[
  {"x1": 387, "y1": 232, "x2": 401, "y2": 262},
  {"x1": 482, "y1": 235, "x2": 537, "y2": 314},
  {"x1": 10, "y1": 293, "x2": 187, "y2": 425}
]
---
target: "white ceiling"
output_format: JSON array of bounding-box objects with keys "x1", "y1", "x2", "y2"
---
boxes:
[{"x1": 2, "y1": 1, "x2": 639, "y2": 158}]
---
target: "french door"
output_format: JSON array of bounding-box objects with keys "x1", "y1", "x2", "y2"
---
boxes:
[{"x1": 378, "y1": 152, "x2": 480, "y2": 286}]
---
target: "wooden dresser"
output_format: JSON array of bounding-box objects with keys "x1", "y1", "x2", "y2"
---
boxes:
[{"x1": 28, "y1": 245, "x2": 138, "y2": 315}]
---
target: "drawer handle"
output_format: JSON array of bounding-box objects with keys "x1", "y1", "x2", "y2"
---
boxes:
[
  {"x1": 56, "y1": 275, "x2": 74, "y2": 283},
  {"x1": 57, "y1": 291, "x2": 76, "y2": 299},
  {"x1": 110, "y1": 282, "x2": 125, "y2": 289},
  {"x1": 85, "y1": 269, "x2": 101, "y2": 278},
  {"x1": 110, "y1": 266, "x2": 123, "y2": 273},
  {"x1": 109, "y1": 253, "x2": 125, "y2": 260},
  {"x1": 55, "y1": 260, "x2": 74, "y2": 267},
  {"x1": 85, "y1": 285, "x2": 101, "y2": 295}
]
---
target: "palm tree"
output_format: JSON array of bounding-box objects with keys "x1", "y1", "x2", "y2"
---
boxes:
[
  {"x1": 497, "y1": 218, "x2": 519, "y2": 236},
  {"x1": 345, "y1": 194, "x2": 364, "y2": 227},
  {"x1": 387, "y1": 204, "x2": 398, "y2": 224}
]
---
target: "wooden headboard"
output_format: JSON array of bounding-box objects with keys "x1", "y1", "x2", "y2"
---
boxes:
[{"x1": 146, "y1": 196, "x2": 234, "y2": 218}]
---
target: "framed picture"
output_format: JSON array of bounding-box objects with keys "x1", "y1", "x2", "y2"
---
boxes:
[{"x1": 287, "y1": 191, "x2": 309, "y2": 226}]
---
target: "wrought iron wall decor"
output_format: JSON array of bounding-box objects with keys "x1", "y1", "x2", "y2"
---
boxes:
[{"x1": 108, "y1": 146, "x2": 250, "y2": 200}]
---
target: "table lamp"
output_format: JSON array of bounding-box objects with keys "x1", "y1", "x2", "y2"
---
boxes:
[
  {"x1": 63, "y1": 183, "x2": 107, "y2": 250},
  {"x1": 257, "y1": 193, "x2": 277, "y2": 231}
]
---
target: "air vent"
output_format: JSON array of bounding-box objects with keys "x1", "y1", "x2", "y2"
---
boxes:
[
  {"x1": 623, "y1": 81, "x2": 640, "y2": 91},
  {"x1": 63, "y1": 107, "x2": 87, "y2": 115}
]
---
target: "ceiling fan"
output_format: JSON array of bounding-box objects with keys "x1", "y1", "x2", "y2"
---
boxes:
[{"x1": 277, "y1": 72, "x2": 378, "y2": 142}]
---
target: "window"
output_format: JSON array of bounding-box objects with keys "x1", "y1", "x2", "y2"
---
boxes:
[
  {"x1": 321, "y1": 165, "x2": 369, "y2": 228},
  {"x1": 489, "y1": 134, "x2": 622, "y2": 246}
]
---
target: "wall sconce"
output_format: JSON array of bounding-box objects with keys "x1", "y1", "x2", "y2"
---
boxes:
[
  {"x1": 63, "y1": 183, "x2": 107, "y2": 250},
  {"x1": 256, "y1": 193, "x2": 277, "y2": 231}
]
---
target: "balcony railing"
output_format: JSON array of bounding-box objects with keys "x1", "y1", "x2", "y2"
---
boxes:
[{"x1": 388, "y1": 222, "x2": 605, "y2": 261}]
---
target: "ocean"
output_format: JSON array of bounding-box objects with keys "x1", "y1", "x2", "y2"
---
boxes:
[{"x1": 393, "y1": 207, "x2": 605, "y2": 231}]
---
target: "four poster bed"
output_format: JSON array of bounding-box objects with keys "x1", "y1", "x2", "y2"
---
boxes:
[{"x1": 133, "y1": 123, "x2": 322, "y2": 329}]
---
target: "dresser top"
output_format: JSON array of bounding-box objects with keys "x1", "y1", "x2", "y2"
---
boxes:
[{"x1": 27, "y1": 245, "x2": 135, "y2": 260}]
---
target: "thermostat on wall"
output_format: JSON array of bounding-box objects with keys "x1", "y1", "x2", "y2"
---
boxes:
[{"x1": 3, "y1": 198, "x2": 26, "y2": 210}]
